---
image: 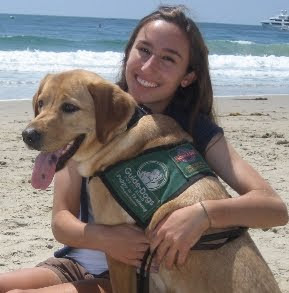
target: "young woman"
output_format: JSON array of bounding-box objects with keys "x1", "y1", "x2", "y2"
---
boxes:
[{"x1": 0, "y1": 5, "x2": 287, "y2": 293}]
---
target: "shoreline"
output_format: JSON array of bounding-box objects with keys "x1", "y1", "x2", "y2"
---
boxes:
[
  {"x1": 0, "y1": 93, "x2": 289, "y2": 103},
  {"x1": 0, "y1": 95, "x2": 288, "y2": 291}
]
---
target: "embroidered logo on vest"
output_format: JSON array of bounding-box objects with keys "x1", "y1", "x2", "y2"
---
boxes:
[
  {"x1": 137, "y1": 161, "x2": 169, "y2": 191},
  {"x1": 174, "y1": 147, "x2": 196, "y2": 162}
]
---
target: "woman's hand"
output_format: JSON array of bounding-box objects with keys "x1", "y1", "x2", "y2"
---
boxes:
[
  {"x1": 148, "y1": 203, "x2": 210, "y2": 269},
  {"x1": 100, "y1": 223, "x2": 150, "y2": 267}
]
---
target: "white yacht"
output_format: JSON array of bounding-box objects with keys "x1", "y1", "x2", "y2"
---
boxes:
[{"x1": 261, "y1": 10, "x2": 289, "y2": 31}]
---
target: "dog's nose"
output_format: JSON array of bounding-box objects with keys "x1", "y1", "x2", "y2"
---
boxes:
[{"x1": 22, "y1": 128, "x2": 42, "y2": 150}]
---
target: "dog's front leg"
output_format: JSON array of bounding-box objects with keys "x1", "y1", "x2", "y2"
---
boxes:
[{"x1": 107, "y1": 255, "x2": 137, "y2": 293}]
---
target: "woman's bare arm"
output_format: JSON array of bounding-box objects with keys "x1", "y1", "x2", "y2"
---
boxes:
[{"x1": 203, "y1": 134, "x2": 288, "y2": 228}]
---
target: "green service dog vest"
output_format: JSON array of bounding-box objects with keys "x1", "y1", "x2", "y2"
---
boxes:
[{"x1": 95, "y1": 141, "x2": 215, "y2": 228}]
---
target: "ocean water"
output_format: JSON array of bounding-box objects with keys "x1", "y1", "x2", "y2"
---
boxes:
[{"x1": 1, "y1": 13, "x2": 289, "y2": 100}]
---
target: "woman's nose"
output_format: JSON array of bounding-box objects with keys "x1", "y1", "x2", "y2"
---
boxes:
[{"x1": 141, "y1": 55, "x2": 160, "y2": 73}]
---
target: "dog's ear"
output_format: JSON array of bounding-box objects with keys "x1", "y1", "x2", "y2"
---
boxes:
[
  {"x1": 87, "y1": 81, "x2": 135, "y2": 144},
  {"x1": 33, "y1": 74, "x2": 51, "y2": 117}
]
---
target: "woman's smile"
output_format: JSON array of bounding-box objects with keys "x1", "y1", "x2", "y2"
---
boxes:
[{"x1": 136, "y1": 75, "x2": 159, "y2": 88}]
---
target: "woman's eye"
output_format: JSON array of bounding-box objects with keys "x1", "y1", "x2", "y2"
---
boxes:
[
  {"x1": 139, "y1": 47, "x2": 150, "y2": 55},
  {"x1": 61, "y1": 103, "x2": 80, "y2": 113},
  {"x1": 38, "y1": 100, "x2": 43, "y2": 109},
  {"x1": 162, "y1": 56, "x2": 175, "y2": 63}
]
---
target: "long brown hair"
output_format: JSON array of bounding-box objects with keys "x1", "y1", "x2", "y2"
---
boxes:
[{"x1": 116, "y1": 5, "x2": 214, "y2": 135}]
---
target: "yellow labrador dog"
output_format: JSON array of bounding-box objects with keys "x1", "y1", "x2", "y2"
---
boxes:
[{"x1": 22, "y1": 70, "x2": 280, "y2": 293}]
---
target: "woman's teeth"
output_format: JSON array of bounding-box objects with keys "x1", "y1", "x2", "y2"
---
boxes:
[{"x1": 136, "y1": 76, "x2": 158, "y2": 88}]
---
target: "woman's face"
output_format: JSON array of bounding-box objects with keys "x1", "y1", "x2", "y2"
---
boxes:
[{"x1": 125, "y1": 20, "x2": 195, "y2": 113}]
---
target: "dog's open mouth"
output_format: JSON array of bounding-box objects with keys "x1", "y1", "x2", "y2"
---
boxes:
[{"x1": 31, "y1": 134, "x2": 85, "y2": 190}]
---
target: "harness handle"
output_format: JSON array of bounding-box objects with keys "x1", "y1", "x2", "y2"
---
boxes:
[{"x1": 137, "y1": 227, "x2": 248, "y2": 293}]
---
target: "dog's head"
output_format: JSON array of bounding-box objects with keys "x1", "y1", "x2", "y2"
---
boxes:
[{"x1": 22, "y1": 69, "x2": 136, "y2": 189}]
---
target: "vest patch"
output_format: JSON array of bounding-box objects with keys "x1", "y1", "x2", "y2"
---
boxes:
[{"x1": 98, "y1": 142, "x2": 215, "y2": 228}]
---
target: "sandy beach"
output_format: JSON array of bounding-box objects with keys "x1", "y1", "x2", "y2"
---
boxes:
[{"x1": 0, "y1": 95, "x2": 288, "y2": 291}]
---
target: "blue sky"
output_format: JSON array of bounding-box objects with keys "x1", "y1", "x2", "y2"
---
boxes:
[{"x1": 0, "y1": 0, "x2": 288, "y2": 25}]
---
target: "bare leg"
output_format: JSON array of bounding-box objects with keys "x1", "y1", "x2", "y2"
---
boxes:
[
  {"x1": 6, "y1": 279, "x2": 111, "y2": 293},
  {"x1": 0, "y1": 268, "x2": 62, "y2": 292},
  {"x1": 0, "y1": 268, "x2": 111, "y2": 293}
]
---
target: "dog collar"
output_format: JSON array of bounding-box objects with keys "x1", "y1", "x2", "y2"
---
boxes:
[{"x1": 127, "y1": 104, "x2": 152, "y2": 130}]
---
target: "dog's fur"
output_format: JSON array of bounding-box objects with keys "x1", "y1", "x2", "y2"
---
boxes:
[{"x1": 24, "y1": 70, "x2": 280, "y2": 293}]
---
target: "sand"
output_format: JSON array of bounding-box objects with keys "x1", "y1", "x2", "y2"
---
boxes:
[{"x1": 0, "y1": 95, "x2": 288, "y2": 291}]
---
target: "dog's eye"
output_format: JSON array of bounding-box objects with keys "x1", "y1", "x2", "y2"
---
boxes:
[
  {"x1": 38, "y1": 100, "x2": 44, "y2": 109},
  {"x1": 61, "y1": 103, "x2": 80, "y2": 113}
]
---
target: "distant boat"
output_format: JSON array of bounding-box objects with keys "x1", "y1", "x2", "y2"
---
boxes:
[
  {"x1": 9, "y1": 15, "x2": 15, "y2": 19},
  {"x1": 261, "y1": 10, "x2": 289, "y2": 31}
]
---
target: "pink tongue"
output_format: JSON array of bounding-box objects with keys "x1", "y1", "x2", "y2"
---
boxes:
[{"x1": 31, "y1": 150, "x2": 63, "y2": 190}]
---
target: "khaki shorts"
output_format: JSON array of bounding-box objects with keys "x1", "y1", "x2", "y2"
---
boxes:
[{"x1": 36, "y1": 257, "x2": 109, "y2": 283}]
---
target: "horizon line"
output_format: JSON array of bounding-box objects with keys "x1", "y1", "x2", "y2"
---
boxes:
[{"x1": 0, "y1": 12, "x2": 260, "y2": 26}]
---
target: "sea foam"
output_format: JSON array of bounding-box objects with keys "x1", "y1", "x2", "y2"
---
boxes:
[
  {"x1": 1, "y1": 50, "x2": 289, "y2": 75},
  {"x1": 1, "y1": 50, "x2": 289, "y2": 99}
]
